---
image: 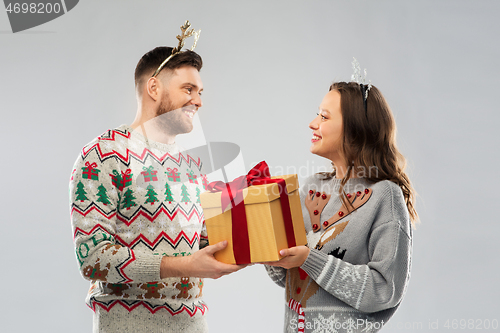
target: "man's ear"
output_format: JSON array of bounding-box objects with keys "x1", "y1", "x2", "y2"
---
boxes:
[{"x1": 146, "y1": 76, "x2": 160, "y2": 102}]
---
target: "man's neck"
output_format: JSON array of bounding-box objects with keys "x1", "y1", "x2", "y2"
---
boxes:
[
  {"x1": 131, "y1": 123, "x2": 176, "y2": 145},
  {"x1": 130, "y1": 112, "x2": 176, "y2": 145}
]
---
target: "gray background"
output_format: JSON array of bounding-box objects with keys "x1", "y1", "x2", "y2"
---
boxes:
[{"x1": 1, "y1": 0, "x2": 499, "y2": 332}]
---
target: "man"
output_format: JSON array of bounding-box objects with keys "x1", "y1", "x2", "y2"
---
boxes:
[{"x1": 69, "y1": 39, "x2": 243, "y2": 332}]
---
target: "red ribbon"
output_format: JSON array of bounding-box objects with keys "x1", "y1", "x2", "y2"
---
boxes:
[
  {"x1": 207, "y1": 161, "x2": 296, "y2": 264},
  {"x1": 85, "y1": 161, "x2": 97, "y2": 170},
  {"x1": 83, "y1": 162, "x2": 99, "y2": 178}
]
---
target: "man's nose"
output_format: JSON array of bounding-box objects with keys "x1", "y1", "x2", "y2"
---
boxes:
[{"x1": 191, "y1": 93, "x2": 203, "y2": 108}]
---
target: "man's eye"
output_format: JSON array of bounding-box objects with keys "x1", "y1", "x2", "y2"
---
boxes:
[{"x1": 186, "y1": 87, "x2": 192, "y2": 93}]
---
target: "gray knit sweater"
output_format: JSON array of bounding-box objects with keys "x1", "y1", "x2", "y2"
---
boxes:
[{"x1": 266, "y1": 174, "x2": 412, "y2": 333}]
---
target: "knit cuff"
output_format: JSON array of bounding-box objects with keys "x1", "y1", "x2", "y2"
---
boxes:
[
  {"x1": 264, "y1": 264, "x2": 287, "y2": 287},
  {"x1": 126, "y1": 251, "x2": 163, "y2": 283},
  {"x1": 300, "y1": 248, "x2": 331, "y2": 279}
]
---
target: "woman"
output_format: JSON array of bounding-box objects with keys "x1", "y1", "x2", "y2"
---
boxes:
[{"x1": 265, "y1": 80, "x2": 417, "y2": 333}]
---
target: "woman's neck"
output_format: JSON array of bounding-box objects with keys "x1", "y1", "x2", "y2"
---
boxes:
[{"x1": 332, "y1": 161, "x2": 356, "y2": 179}]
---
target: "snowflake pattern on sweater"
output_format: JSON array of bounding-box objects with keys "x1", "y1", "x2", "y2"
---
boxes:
[{"x1": 70, "y1": 125, "x2": 209, "y2": 316}]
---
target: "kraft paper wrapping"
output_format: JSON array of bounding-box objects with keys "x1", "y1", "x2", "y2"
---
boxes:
[{"x1": 201, "y1": 174, "x2": 307, "y2": 264}]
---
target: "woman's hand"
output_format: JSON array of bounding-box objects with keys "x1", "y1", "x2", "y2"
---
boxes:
[{"x1": 264, "y1": 246, "x2": 310, "y2": 269}]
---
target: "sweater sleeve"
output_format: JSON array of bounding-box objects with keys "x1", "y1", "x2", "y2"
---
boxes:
[
  {"x1": 70, "y1": 152, "x2": 162, "y2": 284},
  {"x1": 199, "y1": 167, "x2": 209, "y2": 249},
  {"x1": 264, "y1": 265, "x2": 287, "y2": 288},
  {"x1": 200, "y1": 221, "x2": 209, "y2": 249},
  {"x1": 300, "y1": 189, "x2": 412, "y2": 313}
]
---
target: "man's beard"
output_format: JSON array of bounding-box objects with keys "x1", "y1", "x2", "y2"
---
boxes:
[
  {"x1": 156, "y1": 91, "x2": 175, "y2": 117},
  {"x1": 153, "y1": 92, "x2": 193, "y2": 136}
]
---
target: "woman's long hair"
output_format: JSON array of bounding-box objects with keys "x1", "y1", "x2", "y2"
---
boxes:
[{"x1": 322, "y1": 82, "x2": 418, "y2": 225}]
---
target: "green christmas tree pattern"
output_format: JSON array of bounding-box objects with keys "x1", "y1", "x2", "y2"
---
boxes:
[
  {"x1": 196, "y1": 187, "x2": 201, "y2": 204},
  {"x1": 96, "y1": 184, "x2": 113, "y2": 206},
  {"x1": 144, "y1": 184, "x2": 159, "y2": 205},
  {"x1": 180, "y1": 184, "x2": 191, "y2": 204},
  {"x1": 75, "y1": 181, "x2": 89, "y2": 202},
  {"x1": 164, "y1": 182, "x2": 174, "y2": 203},
  {"x1": 121, "y1": 188, "x2": 137, "y2": 210}
]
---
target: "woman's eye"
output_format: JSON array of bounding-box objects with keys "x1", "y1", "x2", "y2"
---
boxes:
[{"x1": 317, "y1": 113, "x2": 326, "y2": 120}]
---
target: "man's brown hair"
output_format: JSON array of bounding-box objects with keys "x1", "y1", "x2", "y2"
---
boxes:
[{"x1": 134, "y1": 47, "x2": 203, "y2": 88}]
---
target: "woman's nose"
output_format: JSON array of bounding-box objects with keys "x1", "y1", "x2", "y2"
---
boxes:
[{"x1": 309, "y1": 116, "x2": 319, "y2": 130}]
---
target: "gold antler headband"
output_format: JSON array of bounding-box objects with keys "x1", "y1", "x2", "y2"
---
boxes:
[{"x1": 151, "y1": 20, "x2": 201, "y2": 77}]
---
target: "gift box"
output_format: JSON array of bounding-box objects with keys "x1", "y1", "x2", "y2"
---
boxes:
[
  {"x1": 141, "y1": 166, "x2": 158, "y2": 182},
  {"x1": 166, "y1": 167, "x2": 181, "y2": 182},
  {"x1": 81, "y1": 162, "x2": 100, "y2": 180},
  {"x1": 186, "y1": 170, "x2": 198, "y2": 184},
  {"x1": 201, "y1": 163, "x2": 307, "y2": 264},
  {"x1": 109, "y1": 169, "x2": 133, "y2": 191}
]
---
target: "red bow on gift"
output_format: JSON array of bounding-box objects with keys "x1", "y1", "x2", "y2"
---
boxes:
[
  {"x1": 207, "y1": 161, "x2": 296, "y2": 264},
  {"x1": 85, "y1": 161, "x2": 97, "y2": 170}
]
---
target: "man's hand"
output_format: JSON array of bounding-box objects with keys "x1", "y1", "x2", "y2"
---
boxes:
[
  {"x1": 160, "y1": 240, "x2": 246, "y2": 279},
  {"x1": 263, "y1": 246, "x2": 310, "y2": 269}
]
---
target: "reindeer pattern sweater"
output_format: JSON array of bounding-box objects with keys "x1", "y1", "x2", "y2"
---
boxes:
[
  {"x1": 266, "y1": 174, "x2": 412, "y2": 333},
  {"x1": 69, "y1": 125, "x2": 209, "y2": 330}
]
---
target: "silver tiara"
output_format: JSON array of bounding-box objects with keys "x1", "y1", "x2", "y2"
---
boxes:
[{"x1": 351, "y1": 57, "x2": 372, "y2": 99}]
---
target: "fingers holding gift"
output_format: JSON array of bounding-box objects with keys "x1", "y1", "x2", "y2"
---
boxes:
[
  {"x1": 160, "y1": 240, "x2": 246, "y2": 279},
  {"x1": 194, "y1": 241, "x2": 247, "y2": 278},
  {"x1": 263, "y1": 246, "x2": 310, "y2": 269}
]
